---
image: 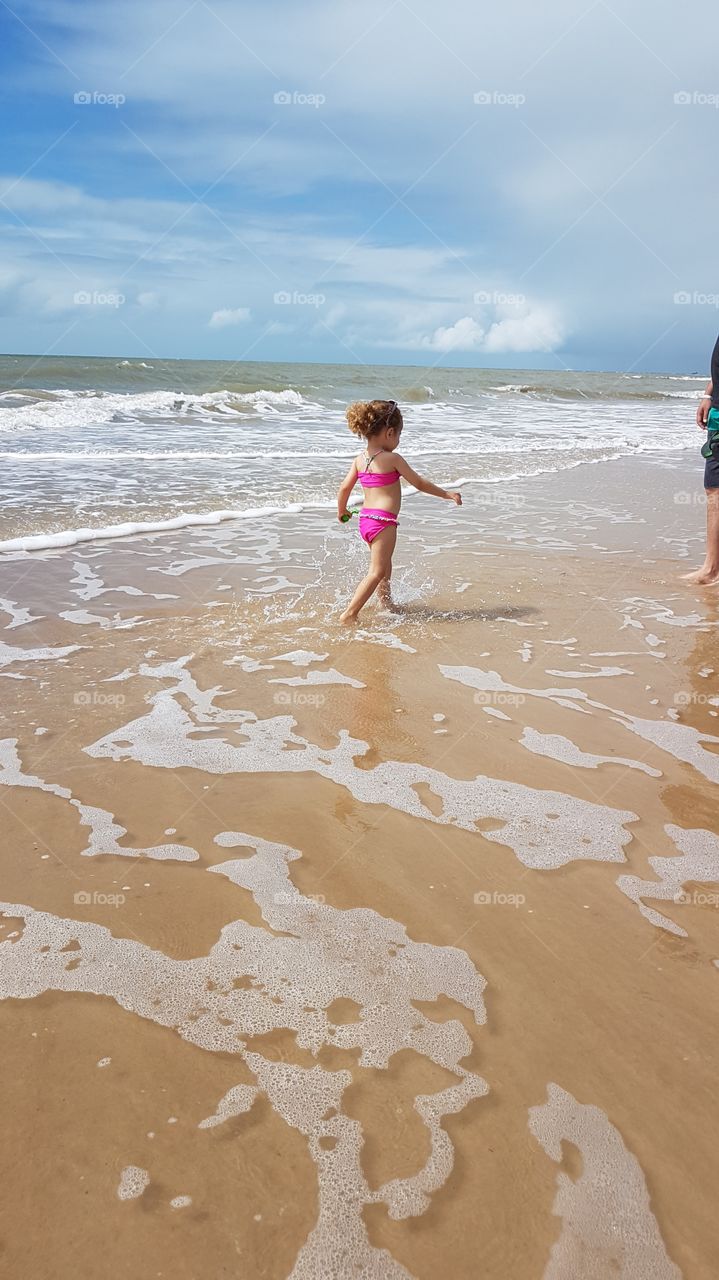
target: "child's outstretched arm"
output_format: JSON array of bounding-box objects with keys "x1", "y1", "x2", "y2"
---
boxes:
[
  {"x1": 337, "y1": 460, "x2": 359, "y2": 521},
  {"x1": 394, "y1": 455, "x2": 462, "y2": 505}
]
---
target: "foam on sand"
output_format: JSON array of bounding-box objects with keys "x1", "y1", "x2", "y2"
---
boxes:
[
  {"x1": 68, "y1": 560, "x2": 177, "y2": 603},
  {"x1": 439, "y1": 664, "x2": 594, "y2": 714},
  {"x1": 59, "y1": 609, "x2": 149, "y2": 631},
  {"x1": 0, "y1": 739, "x2": 200, "y2": 862},
  {"x1": 611, "y1": 714, "x2": 719, "y2": 785},
  {"x1": 224, "y1": 654, "x2": 276, "y2": 672},
  {"x1": 529, "y1": 1084, "x2": 680, "y2": 1279},
  {"x1": 441, "y1": 664, "x2": 719, "y2": 783},
  {"x1": 520, "y1": 727, "x2": 662, "y2": 777},
  {"x1": 0, "y1": 597, "x2": 45, "y2": 629},
  {"x1": 268, "y1": 668, "x2": 365, "y2": 689},
  {"x1": 616, "y1": 824, "x2": 719, "y2": 937},
  {"x1": 355, "y1": 629, "x2": 417, "y2": 653},
  {"x1": 0, "y1": 640, "x2": 81, "y2": 668},
  {"x1": 622, "y1": 596, "x2": 714, "y2": 630},
  {"x1": 84, "y1": 681, "x2": 638, "y2": 871},
  {"x1": 117, "y1": 1166, "x2": 150, "y2": 1201},
  {"x1": 269, "y1": 650, "x2": 329, "y2": 666},
  {"x1": 198, "y1": 1084, "x2": 259, "y2": 1129},
  {"x1": 545, "y1": 665, "x2": 633, "y2": 678},
  {"x1": 0, "y1": 826, "x2": 488, "y2": 1278}
]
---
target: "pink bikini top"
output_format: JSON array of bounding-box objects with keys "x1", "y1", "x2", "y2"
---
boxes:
[{"x1": 357, "y1": 449, "x2": 400, "y2": 487}]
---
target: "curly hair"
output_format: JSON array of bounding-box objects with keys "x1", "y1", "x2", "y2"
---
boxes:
[{"x1": 346, "y1": 399, "x2": 402, "y2": 439}]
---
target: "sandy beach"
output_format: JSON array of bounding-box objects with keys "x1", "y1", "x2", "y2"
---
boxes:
[{"x1": 1, "y1": 434, "x2": 717, "y2": 1277}]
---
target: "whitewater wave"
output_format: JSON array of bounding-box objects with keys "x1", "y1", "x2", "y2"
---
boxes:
[
  {"x1": 0, "y1": 502, "x2": 316, "y2": 554},
  {"x1": 488, "y1": 383, "x2": 702, "y2": 402},
  {"x1": 0, "y1": 380, "x2": 702, "y2": 442},
  {"x1": 0, "y1": 386, "x2": 318, "y2": 432},
  {"x1": 402, "y1": 385, "x2": 436, "y2": 402}
]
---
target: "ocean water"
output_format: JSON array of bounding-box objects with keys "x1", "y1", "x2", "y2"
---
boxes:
[{"x1": 0, "y1": 354, "x2": 705, "y2": 551}]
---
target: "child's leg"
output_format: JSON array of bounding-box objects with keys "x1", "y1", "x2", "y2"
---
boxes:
[
  {"x1": 378, "y1": 568, "x2": 393, "y2": 607},
  {"x1": 378, "y1": 561, "x2": 401, "y2": 612},
  {"x1": 340, "y1": 526, "x2": 397, "y2": 623}
]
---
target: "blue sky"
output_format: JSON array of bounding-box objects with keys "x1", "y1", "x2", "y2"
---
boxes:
[{"x1": 0, "y1": 0, "x2": 717, "y2": 372}]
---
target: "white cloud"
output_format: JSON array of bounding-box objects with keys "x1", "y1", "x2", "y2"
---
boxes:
[
  {"x1": 208, "y1": 307, "x2": 251, "y2": 329},
  {"x1": 483, "y1": 307, "x2": 564, "y2": 354},
  {"x1": 418, "y1": 316, "x2": 485, "y2": 352},
  {"x1": 393, "y1": 305, "x2": 564, "y2": 355}
]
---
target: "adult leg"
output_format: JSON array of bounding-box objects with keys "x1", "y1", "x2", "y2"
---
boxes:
[
  {"x1": 340, "y1": 526, "x2": 397, "y2": 622},
  {"x1": 681, "y1": 488, "x2": 719, "y2": 585}
]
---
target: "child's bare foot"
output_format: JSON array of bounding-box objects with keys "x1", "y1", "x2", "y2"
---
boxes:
[
  {"x1": 339, "y1": 609, "x2": 359, "y2": 625},
  {"x1": 680, "y1": 566, "x2": 719, "y2": 585}
]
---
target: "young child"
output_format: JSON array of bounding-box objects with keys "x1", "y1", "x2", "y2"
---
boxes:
[{"x1": 337, "y1": 399, "x2": 462, "y2": 623}]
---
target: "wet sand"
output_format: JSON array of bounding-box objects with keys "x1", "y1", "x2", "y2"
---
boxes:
[{"x1": 0, "y1": 453, "x2": 717, "y2": 1278}]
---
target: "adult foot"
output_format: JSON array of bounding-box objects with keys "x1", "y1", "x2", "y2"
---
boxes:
[
  {"x1": 339, "y1": 609, "x2": 359, "y2": 625},
  {"x1": 680, "y1": 565, "x2": 719, "y2": 585}
]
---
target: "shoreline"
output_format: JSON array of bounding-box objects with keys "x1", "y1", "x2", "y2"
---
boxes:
[{"x1": 0, "y1": 448, "x2": 709, "y2": 556}]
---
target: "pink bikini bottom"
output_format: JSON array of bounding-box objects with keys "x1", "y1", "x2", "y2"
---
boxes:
[{"x1": 358, "y1": 508, "x2": 400, "y2": 545}]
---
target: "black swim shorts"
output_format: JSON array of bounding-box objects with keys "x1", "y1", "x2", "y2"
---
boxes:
[
  {"x1": 705, "y1": 446, "x2": 719, "y2": 489},
  {"x1": 704, "y1": 408, "x2": 719, "y2": 489}
]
